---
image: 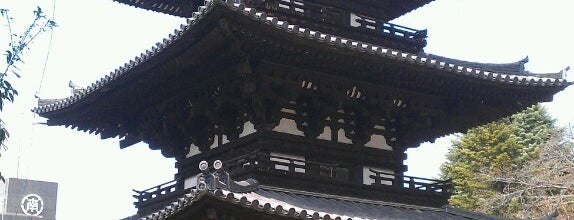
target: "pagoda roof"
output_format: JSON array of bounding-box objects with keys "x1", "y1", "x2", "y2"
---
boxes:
[
  {"x1": 113, "y1": 0, "x2": 434, "y2": 21},
  {"x1": 423, "y1": 54, "x2": 530, "y2": 75},
  {"x1": 137, "y1": 185, "x2": 556, "y2": 220},
  {"x1": 113, "y1": 0, "x2": 202, "y2": 17},
  {"x1": 33, "y1": 1, "x2": 569, "y2": 116},
  {"x1": 33, "y1": 0, "x2": 569, "y2": 154}
]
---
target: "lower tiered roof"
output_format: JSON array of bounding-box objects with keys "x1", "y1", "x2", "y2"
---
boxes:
[
  {"x1": 133, "y1": 185, "x2": 557, "y2": 220},
  {"x1": 34, "y1": 1, "x2": 569, "y2": 219}
]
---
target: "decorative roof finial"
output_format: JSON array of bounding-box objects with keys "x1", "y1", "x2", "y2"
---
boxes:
[
  {"x1": 68, "y1": 80, "x2": 84, "y2": 95},
  {"x1": 196, "y1": 160, "x2": 259, "y2": 193}
]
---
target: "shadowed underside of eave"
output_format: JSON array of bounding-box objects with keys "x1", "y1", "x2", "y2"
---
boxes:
[
  {"x1": 34, "y1": 1, "x2": 570, "y2": 157},
  {"x1": 113, "y1": 0, "x2": 435, "y2": 22},
  {"x1": 138, "y1": 186, "x2": 557, "y2": 220}
]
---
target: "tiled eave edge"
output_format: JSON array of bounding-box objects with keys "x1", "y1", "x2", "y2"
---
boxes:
[
  {"x1": 138, "y1": 189, "x2": 350, "y2": 220},
  {"x1": 112, "y1": 0, "x2": 434, "y2": 21},
  {"x1": 423, "y1": 54, "x2": 529, "y2": 75},
  {"x1": 113, "y1": 0, "x2": 189, "y2": 17},
  {"x1": 139, "y1": 187, "x2": 556, "y2": 220},
  {"x1": 138, "y1": 187, "x2": 441, "y2": 220},
  {"x1": 389, "y1": 0, "x2": 435, "y2": 22},
  {"x1": 33, "y1": 0, "x2": 570, "y2": 115},
  {"x1": 32, "y1": 1, "x2": 214, "y2": 115}
]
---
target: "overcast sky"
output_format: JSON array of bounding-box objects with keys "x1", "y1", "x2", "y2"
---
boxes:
[{"x1": 0, "y1": 0, "x2": 573, "y2": 219}]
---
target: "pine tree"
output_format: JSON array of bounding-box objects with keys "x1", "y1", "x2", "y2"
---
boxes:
[
  {"x1": 441, "y1": 104, "x2": 556, "y2": 216},
  {"x1": 480, "y1": 130, "x2": 574, "y2": 219}
]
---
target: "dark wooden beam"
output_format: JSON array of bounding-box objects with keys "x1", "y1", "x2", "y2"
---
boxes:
[{"x1": 120, "y1": 134, "x2": 142, "y2": 149}]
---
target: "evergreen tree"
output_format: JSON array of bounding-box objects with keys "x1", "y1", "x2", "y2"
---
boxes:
[
  {"x1": 441, "y1": 104, "x2": 556, "y2": 216},
  {"x1": 480, "y1": 129, "x2": 574, "y2": 219}
]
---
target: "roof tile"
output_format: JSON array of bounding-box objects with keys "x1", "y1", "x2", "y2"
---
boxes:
[
  {"x1": 137, "y1": 185, "x2": 538, "y2": 220},
  {"x1": 34, "y1": 0, "x2": 570, "y2": 114}
]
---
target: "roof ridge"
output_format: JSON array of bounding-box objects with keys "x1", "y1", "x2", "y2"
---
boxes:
[
  {"x1": 424, "y1": 54, "x2": 529, "y2": 65},
  {"x1": 257, "y1": 185, "x2": 446, "y2": 212},
  {"x1": 33, "y1": 0, "x2": 570, "y2": 115},
  {"x1": 138, "y1": 185, "x2": 535, "y2": 220}
]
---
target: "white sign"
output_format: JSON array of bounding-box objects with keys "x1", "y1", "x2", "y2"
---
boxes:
[{"x1": 21, "y1": 194, "x2": 44, "y2": 216}]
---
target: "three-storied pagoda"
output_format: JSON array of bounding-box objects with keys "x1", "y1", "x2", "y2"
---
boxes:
[{"x1": 34, "y1": 0, "x2": 569, "y2": 219}]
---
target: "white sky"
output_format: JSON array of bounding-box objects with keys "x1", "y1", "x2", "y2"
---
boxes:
[{"x1": 0, "y1": 0, "x2": 573, "y2": 219}]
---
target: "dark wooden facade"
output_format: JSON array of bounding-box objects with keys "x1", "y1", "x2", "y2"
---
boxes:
[
  {"x1": 35, "y1": 0, "x2": 568, "y2": 219},
  {"x1": 113, "y1": 0, "x2": 433, "y2": 21}
]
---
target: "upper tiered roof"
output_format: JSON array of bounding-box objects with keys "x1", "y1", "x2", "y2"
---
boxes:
[
  {"x1": 115, "y1": 0, "x2": 434, "y2": 52},
  {"x1": 34, "y1": 1, "x2": 569, "y2": 219},
  {"x1": 114, "y1": 0, "x2": 434, "y2": 21},
  {"x1": 34, "y1": 0, "x2": 569, "y2": 157}
]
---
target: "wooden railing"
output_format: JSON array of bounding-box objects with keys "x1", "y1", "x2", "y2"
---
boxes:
[
  {"x1": 133, "y1": 179, "x2": 182, "y2": 206},
  {"x1": 133, "y1": 152, "x2": 451, "y2": 209},
  {"x1": 347, "y1": 11, "x2": 427, "y2": 39},
  {"x1": 243, "y1": 0, "x2": 427, "y2": 52},
  {"x1": 369, "y1": 168, "x2": 452, "y2": 194},
  {"x1": 224, "y1": 152, "x2": 345, "y2": 179},
  {"x1": 224, "y1": 152, "x2": 451, "y2": 195}
]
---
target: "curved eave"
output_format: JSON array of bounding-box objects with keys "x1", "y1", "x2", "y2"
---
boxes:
[
  {"x1": 385, "y1": 0, "x2": 435, "y2": 21},
  {"x1": 113, "y1": 0, "x2": 201, "y2": 17},
  {"x1": 424, "y1": 54, "x2": 529, "y2": 75},
  {"x1": 33, "y1": 0, "x2": 570, "y2": 116},
  {"x1": 112, "y1": 0, "x2": 435, "y2": 21},
  {"x1": 140, "y1": 186, "x2": 545, "y2": 220},
  {"x1": 303, "y1": 0, "x2": 435, "y2": 22}
]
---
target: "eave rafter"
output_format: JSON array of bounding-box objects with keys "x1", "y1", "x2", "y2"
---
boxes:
[
  {"x1": 34, "y1": 1, "x2": 569, "y2": 157},
  {"x1": 113, "y1": 0, "x2": 434, "y2": 21}
]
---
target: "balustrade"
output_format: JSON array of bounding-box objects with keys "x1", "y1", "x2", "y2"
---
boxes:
[
  {"x1": 135, "y1": 152, "x2": 451, "y2": 209},
  {"x1": 133, "y1": 179, "x2": 183, "y2": 207},
  {"x1": 224, "y1": 152, "x2": 450, "y2": 195},
  {"x1": 369, "y1": 168, "x2": 452, "y2": 194},
  {"x1": 243, "y1": 0, "x2": 427, "y2": 52}
]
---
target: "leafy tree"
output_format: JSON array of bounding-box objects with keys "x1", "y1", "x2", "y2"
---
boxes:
[
  {"x1": 0, "y1": 6, "x2": 56, "y2": 182},
  {"x1": 480, "y1": 129, "x2": 574, "y2": 219},
  {"x1": 441, "y1": 104, "x2": 556, "y2": 216}
]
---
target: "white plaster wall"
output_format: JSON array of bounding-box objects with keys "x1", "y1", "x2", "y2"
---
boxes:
[
  {"x1": 186, "y1": 144, "x2": 201, "y2": 158},
  {"x1": 337, "y1": 128, "x2": 353, "y2": 144},
  {"x1": 183, "y1": 174, "x2": 199, "y2": 189},
  {"x1": 317, "y1": 126, "x2": 331, "y2": 141},
  {"x1": 365, "y1": 134, "x2": 393, "y2": 151},
  {"x1": 239, "y1": 121, "x2": 256, "y2": 138},
  {"x1": 270, "y1": 152, "x2": 305, "y2": 173},
  {"x1": 363, "y1": 166, "x2": 394, "y2": 185},
  {"x1": 272, "y1": 118, "x2": 304, "y2": 136}
]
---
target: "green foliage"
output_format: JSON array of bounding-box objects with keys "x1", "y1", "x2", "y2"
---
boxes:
[
  {"x1": 482, "y1": 130, "x2": 574, "y2": 219},
  {"x1": 1, "y1": 6, "x2": 57, "y2": 111},
  {"x1": 441, "y1": 104, "x2": 556, "y2": 215},
  {"x1": 0, "y1": 6, "x2": 56, "y2": 182},
  {"x1": 510, "y1": 104, "x2": 555, "y2": 161}
]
